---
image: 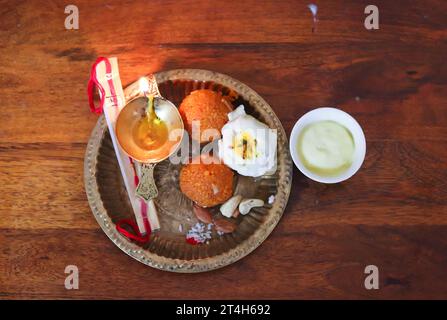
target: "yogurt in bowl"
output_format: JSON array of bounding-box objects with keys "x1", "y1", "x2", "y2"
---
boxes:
[{"x1": 289, "y1": 107, "x2": 366, "y2": 183}]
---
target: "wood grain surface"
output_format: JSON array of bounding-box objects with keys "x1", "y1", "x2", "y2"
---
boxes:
[{"x1": 1, "y1": 0, "x2": 446, "y2": 299}]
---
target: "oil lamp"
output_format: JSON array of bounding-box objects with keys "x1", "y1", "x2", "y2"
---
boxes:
[{"x1": 115, "y1": 75, "x2": 184, "y2": 201}]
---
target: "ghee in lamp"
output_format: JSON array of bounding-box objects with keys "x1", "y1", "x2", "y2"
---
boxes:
[
  {"x1": 132, "y1": 95, "x2": 168, "y2": 150},
  {"x1": 116, "y1": 96, "x2": 182, "y2": 163}
]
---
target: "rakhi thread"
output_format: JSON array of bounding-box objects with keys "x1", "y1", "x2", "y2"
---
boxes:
[
  {"x1": 129, "y1": 158, "x2": 152, "y2": 243},
  {"x1": 87, "y1": 57, "x2": 151, "y2": 244},
  {"x1": 87, "y1": 57, "x2": 109, "y2": 113}
]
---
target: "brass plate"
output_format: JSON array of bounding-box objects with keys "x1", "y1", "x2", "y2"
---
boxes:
[{"x1": 84, "y1": 69, "x2": 293, "y2": 272}]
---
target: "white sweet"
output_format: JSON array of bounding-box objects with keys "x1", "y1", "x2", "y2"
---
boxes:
[
  {"x1": 218, "y1": 106, "x2": 277, "y2": 177},
  {"x1": 228, "y1": 105, "x2": 247, "y2": 121}
]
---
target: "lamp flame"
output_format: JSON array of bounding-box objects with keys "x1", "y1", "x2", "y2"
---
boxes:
[{"x1": 139, "y1": 77, "x2": 149, "y2": 94}]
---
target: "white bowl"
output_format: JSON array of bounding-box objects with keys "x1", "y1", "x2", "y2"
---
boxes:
[{"x1": 289, "y1": 107, "x2": 366, "y2": 183}]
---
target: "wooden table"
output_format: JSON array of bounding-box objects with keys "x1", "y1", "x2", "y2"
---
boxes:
[{"x1": 1, "y1": 0, "x2": 446, "y2": 299}]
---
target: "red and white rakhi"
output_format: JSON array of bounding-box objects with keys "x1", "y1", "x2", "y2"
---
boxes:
[{"x1": 87, "y1": 57, "x2": 160, "y2": 243}]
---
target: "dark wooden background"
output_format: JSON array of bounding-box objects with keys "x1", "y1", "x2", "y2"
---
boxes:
[{"x1": 1, "y1": 0, "x2": 446, "y2": 299}]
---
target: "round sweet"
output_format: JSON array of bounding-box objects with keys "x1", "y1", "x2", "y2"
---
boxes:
[
  {"x1": 179, "y1": 89, "x2": 233, "y2": 143},
  {"x1": 179, "y1": 155, "x2": 234, "y2": 207}
]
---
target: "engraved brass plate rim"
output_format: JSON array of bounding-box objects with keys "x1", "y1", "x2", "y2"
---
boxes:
[{"x1": 84, "y1": 69, "x2": 293, "y2": 273}]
